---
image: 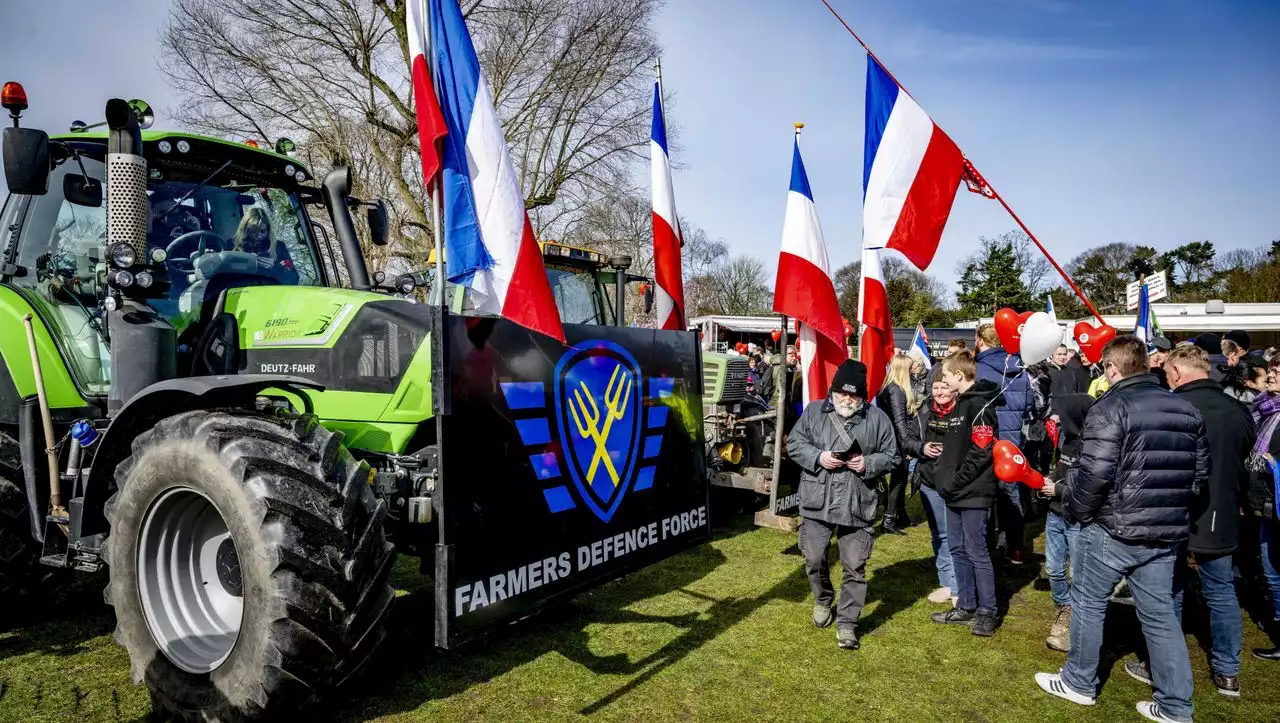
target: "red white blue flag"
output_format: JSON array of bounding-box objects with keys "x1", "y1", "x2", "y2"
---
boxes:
[
  {"x1": 651, "y1": 77, "x2": 685, "y2": 330},
  {"x1": 858, "y1": 246, "x2": 894, "y2": 399},
  {"x1": 773, "y1": 137, "x2": 848, "y2": 403},
  {"x1": 412, "y1": 0, "x2": 564, "y2": 341},
  {"x1": 863, "y1": 56, "x2": 965, "y2": 271}
]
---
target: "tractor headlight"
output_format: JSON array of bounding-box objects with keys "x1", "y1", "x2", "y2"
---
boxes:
[
  {"x1": 284, "y1": 164, "x2": 296, "y2": 177},
  {"x1": 294, "y1": 171, "x2": 305, "y2": 182},
  {"x1": 373, "y1": 270, "x2": 386, "y2": 285},
  {"x1": 150, "y1": 247, "x2": 168, "y2": 264},
  {"x1": 134, "y1": 270, "x2": 154, "y2": 288},
  {"x1": 157, "y1": 140, "x2": 172, "y2": 154},
  {"x1": 111, "y1": 270, "x2": 134, "y2": 288},
  {"x1": 110, "y1": 243, "x2": 136, "y2": 269},
  {"x1": 103, "y1": 294, "x2": 118, "y2": 312},
  {"x1": 176, "y1": 140, "x2": 190, "y2": 154},
  {"x1": 395, "y1": 274, "x2": 416, "y2": 294}
]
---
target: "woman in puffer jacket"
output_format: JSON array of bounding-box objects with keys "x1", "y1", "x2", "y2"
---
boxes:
[{"x1": 876, "y1": 354, "x2": 922, "y2": 534}]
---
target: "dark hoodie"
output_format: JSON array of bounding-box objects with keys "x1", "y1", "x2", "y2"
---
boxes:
[
  {"x1": 1048, "y1": 393, "x2": 1096, "y2": 517},
  {"x1": 975, "y1": 347, "x2": 1032, "y2": 446},
  {"x1": 935, "y1": 379, "x2": 1003, "y2": 509}
]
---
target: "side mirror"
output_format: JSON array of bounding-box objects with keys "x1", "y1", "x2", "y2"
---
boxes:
[
  {"x1": 367, "y1": 199, "x2": 390, "y2": 247},
  {"x1": 63, "y1": 174, "x2": 102, "y2": 207},
  {"x1": 2, "y1": 127, "x2": 51, "y2": 195}
]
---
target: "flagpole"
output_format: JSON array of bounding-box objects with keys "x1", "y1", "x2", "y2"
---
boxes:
[
  {"x1": 766, "y1": 122, "x2": 805, "y2": 523},
  {"x1": 817, "y1": 0, "x2": 1105, "y2": 325}
]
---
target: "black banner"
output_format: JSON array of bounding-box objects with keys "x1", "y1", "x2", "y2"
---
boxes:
[{"x1": 436, "y1": 315, "x2": 709, "y2": 646}]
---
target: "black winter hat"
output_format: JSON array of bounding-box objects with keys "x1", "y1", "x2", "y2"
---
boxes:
[
  {"x1": 830, "y1": 360, "x2": 868, "y2": 397},
  {"x1": 1225, "y1": 329, "x2": 1251, "y2": 349},
  {"x1": 1191, "y1": 332, "x2": 1221, "y2": 356}
]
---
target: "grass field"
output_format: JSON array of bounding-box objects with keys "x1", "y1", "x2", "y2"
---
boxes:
[{"x1": 2, "y1": 497, "x2": 1278, "y2": 722}]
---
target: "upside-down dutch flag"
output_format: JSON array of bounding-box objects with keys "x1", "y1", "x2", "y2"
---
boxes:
[
  {"x1": 858, "y1": 246, "x2": 895, "y2": 399},
  {"x1": 910, "y1": 322, "x2": 931, "y2": 370},
  {"x1": 413, "y1": 0, "x2": 564, "y2": 341},
  {"x1": 651, "y1": 78, "x2": 684, "y2": 330},
  {"x1": 773, "y1": 137, "x2": 848, "y2": 404},
  {"x1": 863, "y1": 56, "x2": 966, "y2": 271}
]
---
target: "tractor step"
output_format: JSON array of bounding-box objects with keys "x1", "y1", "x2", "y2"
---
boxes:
[{"x1": 39, "y1": 554, "x2": 69, "y2": 569}]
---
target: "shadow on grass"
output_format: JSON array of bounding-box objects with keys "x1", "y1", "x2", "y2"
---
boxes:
[
  {"x1": 334, "y1": 519, "x2": 765, "y2": 721},
  {"x1": 0, "y1": 573, "x2": 113, "y2": 659}
]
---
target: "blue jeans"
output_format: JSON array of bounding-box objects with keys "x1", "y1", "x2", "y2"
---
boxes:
[
  {"x1": 1173, "y1": 553, "x2": 1241, "y2": 677},
  {"x1": 1063, "y1": 524, "x2": 1193, "y2": 722},
  {"x1": 1262, "y1": 521, "x2": 1280, "y2": 621},
  {"x1": 920, "y1": 486, "x2": 955, "y2": 590},
  {"x1": 1045, "y1": 511, "x2": 1079, "y2": 607},
  {"x1": 947, "y1": 506, "x2": 996, "y2": 617}
]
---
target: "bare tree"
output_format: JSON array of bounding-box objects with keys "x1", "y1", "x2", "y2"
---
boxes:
[
  {"x1": 695, "y1": 255, "x2": 771, "y2": 317},
  {"x1": 160, "y1": 0, "x2": 660, "y2": 265}
]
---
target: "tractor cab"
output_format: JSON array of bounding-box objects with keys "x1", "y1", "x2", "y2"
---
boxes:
[
  {"x1": 423, "y1": 240, "x2": 654, "y2": 326},
  {"x1": 0, "y1": 89, "x2": 384, "y2": 396}
]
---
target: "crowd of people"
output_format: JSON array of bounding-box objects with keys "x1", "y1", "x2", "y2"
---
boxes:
[{"x1": 775, "y1": 325, "x2": 1280, "y2": 723}]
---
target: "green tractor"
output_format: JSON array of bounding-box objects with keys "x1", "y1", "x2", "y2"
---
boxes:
[{"x1": 0, "y1": 84, "x2": 708, "y2": 720}]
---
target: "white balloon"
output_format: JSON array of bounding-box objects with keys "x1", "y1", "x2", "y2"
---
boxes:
[{"x1": 1019, "y1": 311, "x2": 1063, "y2": 366}]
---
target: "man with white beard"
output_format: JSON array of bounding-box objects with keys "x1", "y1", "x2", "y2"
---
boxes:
[{"x1": 787, "y1": 360, "x2": 901, "y2": 650}]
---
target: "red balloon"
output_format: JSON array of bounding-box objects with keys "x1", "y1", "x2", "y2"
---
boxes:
[
  {"x1": 1073, "y1": 321, "x2": 1117, "y2": 365},
  {"x1": 993, "y1": 440, "x2": 1045, "y2": 490},
  {"x1": 994, "y1": 308, "x2": 1023, "y2": 354},
  {"x1": 842, "y1": 317, "x2": 854, "y2": 338},
  {"x1": 771, "y1": 329, "x2": 782, "y2": 343}
]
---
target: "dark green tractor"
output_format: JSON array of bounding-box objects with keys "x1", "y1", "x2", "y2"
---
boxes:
[{"x1": 0, "y1": 84, "x2": 708, "y2": 720}]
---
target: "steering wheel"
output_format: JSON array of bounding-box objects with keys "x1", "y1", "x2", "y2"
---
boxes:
[{"x1": 164, "y1": 230, "x2": 225, "y2": 272}]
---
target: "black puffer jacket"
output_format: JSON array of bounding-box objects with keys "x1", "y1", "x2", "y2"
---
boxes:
[
  {"x1": 903, "y1": 399, "x2": 958, "y2": 489},
  {"x1": 1174, "y1": 379, "x2": 1255, "y2": 555},
  {"x1": 1067, "y1": 373, "x2": 1210, "y2": 542},
  {"x1": 875, "y1": 381, "x2": 913, "y2": 468}
]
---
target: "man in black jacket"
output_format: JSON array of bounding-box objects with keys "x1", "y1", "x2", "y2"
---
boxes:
[
  {"x1": 1138, "y1": 344, "x2": 1253, "y2": 698},
  {"x1": 1036, "y1": 337, "x2": 1209, "y2": 723},
  {"x1": 930, "y1": 351, "x2": 1003, "y2": 637}
]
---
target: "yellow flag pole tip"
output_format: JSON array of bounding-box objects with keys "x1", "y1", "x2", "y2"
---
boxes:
[{"x1": 793, "y1": 122, "x2": 805, "y2": 130}]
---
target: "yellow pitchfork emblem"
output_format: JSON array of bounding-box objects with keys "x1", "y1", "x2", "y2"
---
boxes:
[{"x1": 568, "y1": 365, "x2": 633, "y2": 487}]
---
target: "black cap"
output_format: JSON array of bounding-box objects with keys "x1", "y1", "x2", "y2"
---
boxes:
[
  {"x1": 1192, "y1": 332, "x2": 1221, "y2": 356},
  {"x1": 1149, "y1": 336, "x2": 1172, "y2": 352},
  {"x1": 831, "y1": 360, "x2": 868, "y2": 398},
  {"x1": 1225, "y1": 329, "x2": 1251, "y2": 349}
]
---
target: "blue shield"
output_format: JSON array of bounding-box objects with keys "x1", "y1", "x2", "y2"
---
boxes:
[{"x1": 553, "y1": 340, "x2": 644, "y2": 523}]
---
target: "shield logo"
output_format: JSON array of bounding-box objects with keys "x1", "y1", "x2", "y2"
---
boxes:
[{"x1": 553, "y1": 340, "x2": 644, "y2": 523}]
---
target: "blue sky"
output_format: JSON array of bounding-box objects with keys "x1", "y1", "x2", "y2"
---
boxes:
[
  {"x1": 2, "y1": 0, "x2": 1277, "y2": 292},
  {"x1": 652, "y1": 0, "x2": 1280, "y2": 287}
]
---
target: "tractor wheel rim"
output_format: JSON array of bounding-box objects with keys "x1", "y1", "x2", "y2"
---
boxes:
[{"x1": 137, "y1": 486, "x2": 243, "y2": 674}]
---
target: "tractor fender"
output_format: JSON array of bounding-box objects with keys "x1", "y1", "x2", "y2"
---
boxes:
[{"x1": 79, "y1": 375, "x2": 324, "y2": 536}]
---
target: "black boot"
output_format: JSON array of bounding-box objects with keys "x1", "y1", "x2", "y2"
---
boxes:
[
  {"x1": 881, "y1": 516, "x2": 907, "y2": 536},
  {"x1": 1253, "y1": 617, "x2": 1280, "y2": 661}
]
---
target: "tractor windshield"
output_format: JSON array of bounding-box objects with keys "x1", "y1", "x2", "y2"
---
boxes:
[{"x1": 1, "y1": 144, "x2": 325, "y2": 394}]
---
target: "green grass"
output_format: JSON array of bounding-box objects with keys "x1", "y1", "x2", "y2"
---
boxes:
[{"x1": 2, "y1": 499, "x2": 1279, "y2": 722}]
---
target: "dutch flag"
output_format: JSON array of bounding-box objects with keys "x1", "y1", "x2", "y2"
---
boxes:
[
  {"x1": 409, "y1": 0, "x2": 565, "y2": 342},
  {"x1": 651, "y1": 74, "x2": 685, "y2": 331},
  {"x1": 863, "y1": 56, "x2": 966, "y2": 271},
  {"x1": 910, "y1": 323, "x2": 931, "y2": 370},
  {"x1": 773, "y1": 135, "x2": 847, "y2": 403}
]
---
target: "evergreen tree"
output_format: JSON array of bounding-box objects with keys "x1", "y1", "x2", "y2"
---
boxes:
[{"x1": 955, "y1": 238, "x2": 1034, "y2": 317}]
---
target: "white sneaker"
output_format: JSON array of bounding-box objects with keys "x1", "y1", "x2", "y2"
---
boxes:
[
  {"x1": 927, "y1": 586, "x2": 952, "y2": 604},
  {"x1": 1137, "y1": 701, "x2": 1191, "y2": 722},
  {"x1": 1035, "y1": 672, "x2": 1096, "y2": 706}
]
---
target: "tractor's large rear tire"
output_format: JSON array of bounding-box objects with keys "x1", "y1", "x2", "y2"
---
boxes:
[
  {"x1": 103, "y1": 411, "x2": 396, "y2": 722},
  {"x1": 0, "y1": 431, "x2": 70, "y2": 622}
]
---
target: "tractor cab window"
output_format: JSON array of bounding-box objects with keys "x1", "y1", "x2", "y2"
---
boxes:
[
  {"x1": 146, "y1": 181, "x2": 322, "y2": 331},
  {"x1": 546, "y1": 263, "x2": 614, "y2": 326}
]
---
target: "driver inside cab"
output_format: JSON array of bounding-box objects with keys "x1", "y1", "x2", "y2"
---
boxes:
[{"x1": 233, "y1": 207, "x2": 298, "y2": 284}]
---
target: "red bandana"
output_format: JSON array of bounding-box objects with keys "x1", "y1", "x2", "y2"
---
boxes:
[{"x1": 971, "y1": 424, "x2": 994, "y2": 449}]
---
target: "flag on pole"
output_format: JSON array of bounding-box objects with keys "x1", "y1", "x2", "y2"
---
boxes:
[
  {"x1": 417, "y1": 0, "x2": 564, "y2": 341},
  {"x1": 863, "y1": 56, "x2": 966, "y2": 271},
  {"x1": 1046, "y1": 294, "x2": 1057, "y2": 323},
  {"x1": 406, "y1": 0, "x2": 448, "y2": 187},
  {"x1": 774, "y1": 136, "x2": 847, "y2": 404},
  {"x1": 858, "y1": 246, "x2": 895, "y2": 399},
  {"x1": 909, "y1": 322, "x2": 931, "y2": 369},
  {"x1": 651, "y1": 74, "x2": 685, "y2": 331},
  {"x1": 1134, "y1": 282, "x2": 1158, "y2": 346}
]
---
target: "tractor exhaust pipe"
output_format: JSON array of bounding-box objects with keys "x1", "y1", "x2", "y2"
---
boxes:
[{"x1": 321, "y1": 167, "x2": 371, "y2": 290}]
